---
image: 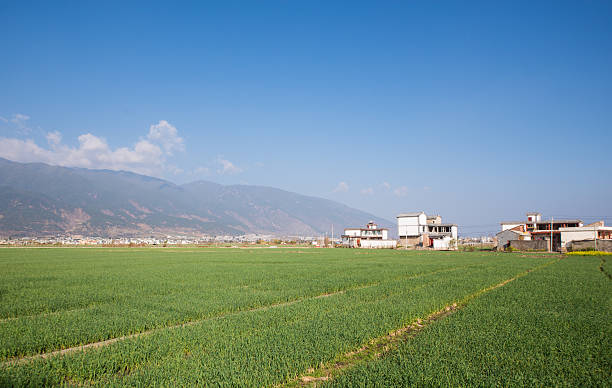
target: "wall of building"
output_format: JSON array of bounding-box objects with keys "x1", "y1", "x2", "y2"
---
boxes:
[
  {"x1": 427, "y1": 216, "x2": 442, "y2": 224},
  {"x1": 360, "y1": 240, "x2": 397, "y2": 249},
  {"x1": 399, "y1": 236, "x2": 421, "y2": 247},
  {"x1": 509, "y1": 240, "x2": 548, "y2": 251},
  {"x1": 397, "y1": 214, "x2": 426, "y2": 237},
  {"x1": 526, "y1": 214, "x2": 541, "y2": 222},
  {"x1": 344, "y1": 229, "x2": 360, "y2": 237},
  {"x1": 567, "y1": 239, "x2": 612, "y2": 253},
  {"x1": 496, "y1": 230, "x2": 520, "y2": 250},
  {"x1": 531, "y1": 234, "x2": 562, "y2": 251},
  {"x1": 360, "y1": 229, "x2": 382, "y2": 238},
  {"x1": 596, "y1": 239, "x2": 612, "y2": 252},
  {"x1": 433, "y1": 237, "x2": 453, "y2": 250},
  {"x1": 561, "y1": 229, "x2": 596, "y2": 247}
]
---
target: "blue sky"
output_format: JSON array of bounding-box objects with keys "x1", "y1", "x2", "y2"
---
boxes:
[{"x1": 1, "y1": 1, "x2": 611, "y2": 235}]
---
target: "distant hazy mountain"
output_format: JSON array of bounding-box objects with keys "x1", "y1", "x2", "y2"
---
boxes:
[{"x1": 0, "y1": 158, "x2": 394, "y2": 237}]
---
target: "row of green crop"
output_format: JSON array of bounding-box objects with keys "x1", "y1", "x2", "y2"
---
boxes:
[
  {"x1": 0, "y1": 248, "x2": 504, "y2": 359},
  {"x1": 0, "y1": 254, "x2": 543, "y2": 386},
  {"x1": 325, "y1": 256, "x2": 611, "y2": 387},
  {"x1": 1, "y1": 248, "x2": 470, "y2": 320}
]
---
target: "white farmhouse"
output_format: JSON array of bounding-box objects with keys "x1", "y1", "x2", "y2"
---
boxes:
[
  {"x1": 342, "y1": 221, "x2": 396, "y2": 249},
  {"x1": 397, "y1": 212, "x2": 458, "y2": 250}
]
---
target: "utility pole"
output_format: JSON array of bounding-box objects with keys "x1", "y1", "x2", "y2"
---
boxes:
[
  {"x1": 331, "y1": 224, "x2": 334, "y2": 248},
  {"x1": 550, "y1": 216, "x2": 554, "y2": 252}
]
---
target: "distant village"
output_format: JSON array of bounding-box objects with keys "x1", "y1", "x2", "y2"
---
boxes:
[
  {"x1": 340, "y1": 211, "x2": 611, "y2": 252},
  {"x1": 0, "y1": 234, "x2": 313, "y2": 247},
  {"x1": 2, "y1": 210, "x2": 609, "y2": 252}
]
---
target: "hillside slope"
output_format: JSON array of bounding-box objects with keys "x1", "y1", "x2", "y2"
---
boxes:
[{"x1": 0, "y1": 158, "x2": 393, "y2": 237}]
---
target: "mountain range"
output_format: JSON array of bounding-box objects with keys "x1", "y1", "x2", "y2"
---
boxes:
[{"x1": 0, "y1": 158, "x2": 393, "y2": 238}]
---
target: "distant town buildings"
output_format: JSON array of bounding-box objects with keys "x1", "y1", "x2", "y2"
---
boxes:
[
  {"x1": 0, "y1": 234, "x2": 326, "y2": 247},
  {"x1": 342, "y1": 221, "x2": 397, "y2": 249},
  {"x1": 397, "y1": 212, "x2": 458, "y2": 250}
]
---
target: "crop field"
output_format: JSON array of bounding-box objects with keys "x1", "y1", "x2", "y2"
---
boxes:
[{"x1": 0, "y1": 248, "x2": 609, "y2": 386}]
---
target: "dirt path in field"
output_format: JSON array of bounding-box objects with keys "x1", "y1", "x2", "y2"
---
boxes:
[
  {"x1": 0, "y1": 263, "x2": 496, "y2": 366},
  {"x1": 599, "y1": 257, "x2": 612, "y2": 280},
  {"x1": 0, "y1": 288, "x2": 350, "y2": 366},
  {"x1": 287, "y1": 259, "x2": 559, "y2": 387}
]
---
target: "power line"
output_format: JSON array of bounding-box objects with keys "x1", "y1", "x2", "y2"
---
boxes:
[{"x1": 549, "y1": 215, "x2": 612, "y2": 219}]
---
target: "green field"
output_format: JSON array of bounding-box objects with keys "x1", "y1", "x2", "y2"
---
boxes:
[{"x1": 0, "y1": 248, "x2": 609, "y2": 386}]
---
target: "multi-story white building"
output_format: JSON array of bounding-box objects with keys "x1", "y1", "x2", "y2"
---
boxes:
[
  {"x1": 397, "y1": 212, "x2": 458, "y2": 250},
  {"x1": 342, "y1": 221, "x2": 396, "y2": 249}
]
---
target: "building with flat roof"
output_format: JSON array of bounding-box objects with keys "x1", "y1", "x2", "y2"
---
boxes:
[
  {"x1": 342, "y1": 221, "x2": 396, "y2": 249},
  {"x1": 397, "y1": 212, "x2": 458, "y2": 250},
  {"x1": 560, "y1": 221, "x2": 612, "y2": 249},
  {"x1": 499, "y1": 213, "x2": 583, "y2": 251}
]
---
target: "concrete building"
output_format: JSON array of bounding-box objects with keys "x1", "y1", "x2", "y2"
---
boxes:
[
  {"x1": 397, "y1": 212, "x2": 458, "y2": 250},
  {"x1": 501, "y1": 212, "x2": 541, "y2": 231},
  {"x1": 397, "y1": 212, "x2": 427, "y2": 246},
  {"x1": 499, "y1": 212, "x2": 582, "y2": 251},
  {"x1": 495, "y1": 227, "x2": 531, "y2": 251},
  {"x1": 342, "y1": 221, "x2": 396, "y2": 249},
  {"x1": 427, "y1": 215, "x2": 442, "y2": 224},
  {"x1": 560, "y1": 221, "x2": 612, "y2": 249}
]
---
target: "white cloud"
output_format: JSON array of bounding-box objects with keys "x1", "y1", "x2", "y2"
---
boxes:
[
  {"x1": 0, "y1": 116, "x2": 8, "y2": 123},
  {"x1": 10, "y1": 113, "x2": 31, "y2": 133},
  {"x1": 194, "y1": 166, "x2": 210, "y2": 175},
  {"x1": 333, "y1": 181, "x2": 349, "y2": 193},
  {"x1": 46, "y1": 131, "x2": 62, "y2": 147},
  {"x1": 0, "y1": 138, "x2": 54, "y2": 163},
  {"x1": 423, "y1": 186, "x2": 431, "y2": 191},
  {"x1": 393, "y1": 186, "x2": 409, "y2": 197},
  {"x1": 216, "y1": 157, "x2": 242, "y2": 175},
  {"x1": 360, "y1": 187, "x2": 374, "y2": 196},
  {"x1": 11, "y1": 113, "x2": 29, "y2": 124},
  {"x1": 0, "y1": 119, "x2": 185, "y2": 176},
  {"x1": 147, "y1": 120, "x2": 184, "y2": 155},
  {"x1": 382, "y1": 182, "x2": 391, "y2": 190}
]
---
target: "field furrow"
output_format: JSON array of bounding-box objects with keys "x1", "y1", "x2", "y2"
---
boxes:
[
  {"x1": 290, "y1": 259, "x2": 559, "y2": 386},
  {"x1": 0, "y1": 249, "x2": 545, "y2": 387},
  {"x1": 0, "y1": 255, "x2": 488, "y2": 360},
  {"x1": 2, "y1": 262, "x2": 481, "y2": 363},
  {"x1": 323, "y1": 256, "x2": 611, "y2": 387}
]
